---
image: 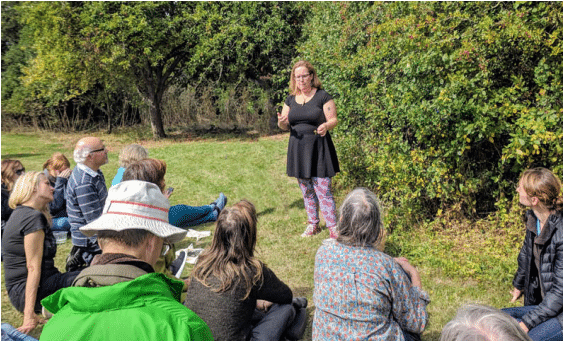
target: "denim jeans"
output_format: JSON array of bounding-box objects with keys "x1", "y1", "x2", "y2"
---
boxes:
[
  {"x1": 51, "y1": 217, "x2": 70, "y2": 231},
  {"x1": 502, "y1": 306, "x2": 563, "y2": 341},
  {"x1": 1, "y1": 323, "x2": 38, "y2": 341},
  {"x1": 168, "y1": 204, "x2": 217, "y2": 228}
]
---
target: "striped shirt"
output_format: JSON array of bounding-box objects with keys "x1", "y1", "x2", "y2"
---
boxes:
[{"x1": 66, "y1": 163, "x2": 107, "y2": 247}]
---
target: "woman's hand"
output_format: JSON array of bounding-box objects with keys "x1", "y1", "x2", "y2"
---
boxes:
[
  {"x1": 17, "y1": 312, "x2": 45, "y2": 334},
  {"x1": 256, "y1": 299, "x2": 273, "y2": 312},
  {"x1": 58, "y1": 168, "x2": 72, "y2": 179},
  {"x1": 510, "y1": 287, "x2": 523, "y2": 302},
  {"x1": 393, "y1": 257, "x2": 422, "y2": 288},
  {"x1": 164, "y1": 188, "x2": 173, "y2": 199},
  {"x1": 316, "y1": 123, "x2": 328, "y2": 137},
  {"x1": 518, "y1": 321, "x2": 529, "y2": 333},
  {"x1": 277, "y1": 104, "x2": 290, "y2": 131}
]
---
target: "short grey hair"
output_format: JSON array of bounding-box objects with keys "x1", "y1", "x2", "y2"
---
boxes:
[
  {"x1": 336, "y1": 187, "x2": 384, "y2": 248},
  {"x1": 440, "y1": 304, "x2": 531, "y2": 341},
  {"x1": 118, "y1": 144, "x2": 149, "y2": 168},
  {"x1": 73, "y1": 145, "x2": 93, "y2": 164}
]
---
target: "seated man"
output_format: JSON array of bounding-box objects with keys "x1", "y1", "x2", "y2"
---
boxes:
[
  {"x1": 39, "y1": 181, "x2": 213, "y2": 341},
  {"x1": 65, "y1": 137, "x2": 109, "y2": 271},
  {"x1": 441, "y1": 304, "x2": 531, "y2": 341}
]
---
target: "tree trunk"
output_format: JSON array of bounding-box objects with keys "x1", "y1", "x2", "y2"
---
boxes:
[{"x1": 149, "y1": 93, "x2": 167, "y2": 139}]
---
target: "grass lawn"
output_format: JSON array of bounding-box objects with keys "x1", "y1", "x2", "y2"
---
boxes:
[{"x1": 1, "y1": 129, "x2": 526, "y2": 340}]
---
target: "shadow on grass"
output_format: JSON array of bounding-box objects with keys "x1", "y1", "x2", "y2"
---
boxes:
[
  {"x1": 1, "y1": 153, "x2": 41, "y2": 159},
  {"x1": 289, "y1": 199, "x2": 303, "y2": 209},
  {"x1": 258, "y1": 208, "x2": 275, "y2": 217},
  {"x1": 164, "y1": 125, "x2": 282, "y2": 142}
]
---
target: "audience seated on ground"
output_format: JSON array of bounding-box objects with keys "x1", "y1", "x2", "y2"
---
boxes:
[
  {"x1": 312, "y1": 187, "x2": 429, "y2": 341},
  {"x1": 43, "y1": 153, "x2": 72, "y2": 232},
  {"x1": 184, "y1": 199, "x2": 308, "y2": 341},
  {"x1": 2, "y1": 171, "x2": 81, "y2": 334},
  {"x1": 121, "y1": 158, "x2": 217, "y2": 279},
  {"x1": 1, "y1": 159, "x2": 25, "y2": 234},
  {"x1": 441, "y1": 304, "x2": 532, "y2": 341},
  {"x1": 39, "y1": 180, "x2": 213, "y2": 341},
  {"x1": 115, "y1": 144, "x2": 227, "y2": 228}
]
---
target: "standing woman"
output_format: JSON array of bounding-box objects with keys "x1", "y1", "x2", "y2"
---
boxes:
[
  {"x1": 2, "y1": 172, "x2": 80, "y2": 333},
  {"x1": 502, "y1": 167, "x2": 562, "y2": 341},
  {"x1": 278, "y1": 60, "x2": 340, "y2": 238}
]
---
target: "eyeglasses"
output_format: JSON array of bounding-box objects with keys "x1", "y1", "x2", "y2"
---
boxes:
[
  {"x1": 15, "y1": 168, "x2": 25, "y2": 175},
  {"x1": 161, "y1": 242, "x2": 172, "y2": 257},
  {"x1": 295, "y1": 73, "x2": 311, "y2": 80},
  {"x1": 90, "y1": 147, "x2": 106, "y2": 154}
]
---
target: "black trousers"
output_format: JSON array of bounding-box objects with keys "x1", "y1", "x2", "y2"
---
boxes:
[{"x1": 7, "y1": 270, "x2": 80, "y2": 313}]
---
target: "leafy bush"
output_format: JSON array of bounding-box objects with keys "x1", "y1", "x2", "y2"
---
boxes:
[{"x1": 300, "y1": 1, "x2": 562, "y2": 228}]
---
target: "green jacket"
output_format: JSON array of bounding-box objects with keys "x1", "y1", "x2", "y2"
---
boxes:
[{"x1": 40, "y1": 272, "x2": 213, "y2": 341}]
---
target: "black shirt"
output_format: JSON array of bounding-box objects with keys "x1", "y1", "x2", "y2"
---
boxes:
[{"x1": 2, "y1": 206, "x2": 58, "y2": 289}]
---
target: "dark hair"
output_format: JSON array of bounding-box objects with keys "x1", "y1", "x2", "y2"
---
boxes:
[
  {"x1": 97, "y1": 229, "x2": 151, "y2": 248},
  {"x1": 520, "y1": 167, "x2": 563, "y2": 211},
  {"x1": 191, "y1": 200, "x2": 263, "y2": 300},
  {"x1": 336, "y1": 187, "x2": 385, "y2": 248},
  {"x1": 122, "y1": 158, "x2": 167, "y2": 192}
]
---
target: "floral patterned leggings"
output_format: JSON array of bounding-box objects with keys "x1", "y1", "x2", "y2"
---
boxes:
[{"x1": 297, "y1": 177, "x2": 337, "y2": 228}]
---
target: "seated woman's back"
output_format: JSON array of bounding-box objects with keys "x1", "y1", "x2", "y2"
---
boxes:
[
  {"x1": 314, "y1": 241, "x2": 429, "y2": 340},
  {"x1": 185, "y1": 263, "x2": 292, "y2": 340},
  {"x1": 313, "y1": 188, "x2": 430, "y2": 341},
  {"x1": 183, "y1": 200, "x2": 294, "y2": 341}
]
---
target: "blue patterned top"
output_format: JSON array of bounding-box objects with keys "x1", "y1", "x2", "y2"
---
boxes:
[{"x1": 313, "y1": 241, "x2": 430, "y2": 341}]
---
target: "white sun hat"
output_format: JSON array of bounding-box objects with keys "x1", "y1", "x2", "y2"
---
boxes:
[{"x1": 80, "y1": 180, "x2": 187, "y2": 244}]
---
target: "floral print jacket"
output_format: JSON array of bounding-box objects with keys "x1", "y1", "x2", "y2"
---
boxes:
[{"x1": 313, "y1": 241, "x2": 430, "y2": 341}]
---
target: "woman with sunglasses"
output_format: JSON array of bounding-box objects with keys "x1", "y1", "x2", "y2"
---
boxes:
[
  {"x1": 277, "y1": 60, "x2": 340, "y2": 239},
  {"x1": 1, "y1": 159, "x2": 25, "y2": 234},
  {"x1": 2, "y1": 172, "x2": 81, "y2": 334}
]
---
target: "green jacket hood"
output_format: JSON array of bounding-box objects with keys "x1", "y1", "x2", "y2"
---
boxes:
[{"x1": 42, "y1": 272, "x2": 184, "y2": 314}]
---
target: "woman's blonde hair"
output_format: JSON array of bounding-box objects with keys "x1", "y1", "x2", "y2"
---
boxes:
[
  {"x1": 289, "y1": 60, "x2": 323, "y2": 96},
  {"x1": 118, "y1": 144, "x2": 149, "y2": 168},
  {"x1": 520, "y1": 167, "x2": 563, "y2": 211},
  {"x1": 191, "y1": 200, "x2": 263, "y2": 300},
  {"x1": 43, "y1": 152, "x2": 70, "y2": 178},
  {"x1": 9, "y1": 171, "x2": 51, "y2": 224}
]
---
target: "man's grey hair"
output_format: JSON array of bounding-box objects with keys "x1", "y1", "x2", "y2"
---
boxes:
[
  {"x1": 73, "y1": 145, "x2": 93, "y2": 164},
  {"x1": 440, "y1": 304, "x2": 531, "y2": 341},
  {"x1": 336, "y1": 187, "x2": 384, "y2": 248}
]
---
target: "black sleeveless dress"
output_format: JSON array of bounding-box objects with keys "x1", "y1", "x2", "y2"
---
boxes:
[{"x1": 284, "y1": 89, "x2": 340, "y2": 179}]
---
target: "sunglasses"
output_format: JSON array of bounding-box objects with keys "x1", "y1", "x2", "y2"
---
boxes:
[
  {"x1": 161, "y1": 242, "x2": 172, "y2": 257},
  {"x1": 15, "y1": 168, "x2": 25, "y2": 175},
  {"x1": 90, "y1": 147, "x2": 106, "y2": 154}
]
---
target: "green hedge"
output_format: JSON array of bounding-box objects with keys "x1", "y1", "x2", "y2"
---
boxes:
[{"x1": 299, "y1": 1, "x2": 562, "y2": 228}]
